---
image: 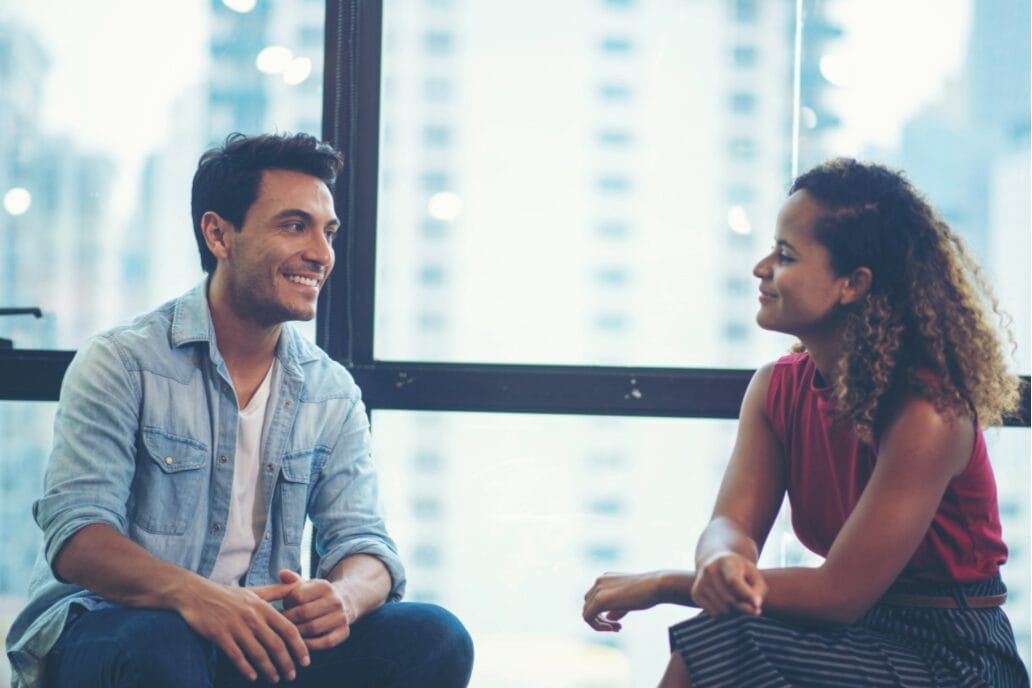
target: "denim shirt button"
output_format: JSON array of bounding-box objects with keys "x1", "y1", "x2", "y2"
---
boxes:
[
  {"x1": 284, "y1": 400, "x2": 292, "y2": 408},
  {"x1": 212, "y1": 523, "x2": 221, "y2": 532},
  {"x1": 266, "y1": 463, "x2": 274, "y2": 472},
  {"x1": 219, "y1": 455, "x2": 228, "y2": 464},
  {"x1": 164, "y1": 456, "x2": 174, "y2": 465}
]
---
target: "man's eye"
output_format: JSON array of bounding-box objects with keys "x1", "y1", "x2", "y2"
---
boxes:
[{"x1": 287, "y1": 222, "x2": 305, "y2": 232}]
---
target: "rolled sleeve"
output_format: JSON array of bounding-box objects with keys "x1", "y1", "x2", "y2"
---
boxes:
[
  {"x1": 33, "y1": 335, "x2": 139, "y2": 573},
  {"x1": 309, "y1": 393, "x2": 406, "y2": 601}
]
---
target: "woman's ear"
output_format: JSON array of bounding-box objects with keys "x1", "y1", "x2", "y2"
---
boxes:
[
  {"x1": 201, "y1": 211, "x2": 231, "y2": 261},
  {"x1": 840, "y1": 266, "x2": 872, "y2": 306}
]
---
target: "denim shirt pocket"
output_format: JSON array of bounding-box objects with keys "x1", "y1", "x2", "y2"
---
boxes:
[
  {"x1": 279, "y1": 448, "x2": 319, "y2": 545},
  {"x1": 132, "y1": 427, "x2": 209, "y2": 535}
]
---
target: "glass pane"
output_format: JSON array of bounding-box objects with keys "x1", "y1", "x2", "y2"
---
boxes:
[
  {"x1": 0, "y1": 0, "x2": 324, "y2": 350},
  {"x1": 373, "y1": 411, "x2": 1031, "y2": 685},
  {"x1": 375, "y1": 0, "x2": 798, "y2": 366},
  {"x1": 374, "y1": 0, "x2": 1030, "y2": 370},
  {"x1": 800, "y1": 0, "x2": 1031, "y2": 372},
  {"x1": 0, "y1": 402, "x2": 53, "y2": 686}
]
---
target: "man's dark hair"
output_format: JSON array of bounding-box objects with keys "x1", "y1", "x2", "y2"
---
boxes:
[{"x1": 191, "y1": 132, "x2": 345, "y2": 273}]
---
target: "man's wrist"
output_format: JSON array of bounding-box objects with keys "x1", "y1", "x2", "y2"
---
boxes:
[{"x1": 161, "y1": 570, "x2": 209, "y2": 611}]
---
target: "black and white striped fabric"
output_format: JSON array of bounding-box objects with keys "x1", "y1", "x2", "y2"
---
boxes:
[{"x1": 668, "y1": 575, "x2": 1029, "y2": 687}]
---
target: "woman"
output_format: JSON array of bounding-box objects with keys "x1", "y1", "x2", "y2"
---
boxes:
[{"x1": 582, "y1": 158, "x2": 1028, "y2": 687}]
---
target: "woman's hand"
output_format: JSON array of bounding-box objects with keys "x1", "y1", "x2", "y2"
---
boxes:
[
  {"x1": 692, "y1": 552, "x2": 767, "y2": 617},
  {"x1": 582, "y1": 571, "x2": 672, "y2": 632}
]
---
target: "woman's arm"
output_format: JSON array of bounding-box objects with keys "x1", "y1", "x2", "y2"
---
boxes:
[
  {"x1": 758, "y1": 397, "x2": 973, "y2": 624},
  {"x1": 583, "y1": 364, "x2": 787, "y2": 628},
  {"x1": 689, "y1": 363, "x2": 786, "y2": 615}
]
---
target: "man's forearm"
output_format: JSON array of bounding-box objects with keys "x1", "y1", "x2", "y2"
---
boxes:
[
  {"x1": 327, "y1": 553, "x2": 392, "y2": 623},
  {"x1": 54, "y1": 522, "x2": 206, "y2": 610}
]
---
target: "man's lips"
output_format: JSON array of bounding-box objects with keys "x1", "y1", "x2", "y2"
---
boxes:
[{"x1": 284, "y1": 273, "x2": 323, "y2": 288}]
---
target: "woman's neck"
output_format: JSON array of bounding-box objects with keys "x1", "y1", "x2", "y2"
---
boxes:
[{"x1": 798, "y1": 330, "x2": 845, "y2": 387}]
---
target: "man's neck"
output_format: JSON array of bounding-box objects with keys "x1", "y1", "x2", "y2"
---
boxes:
[{"x1": 207, "y1": 277, "x2": 280, "y2": 407}]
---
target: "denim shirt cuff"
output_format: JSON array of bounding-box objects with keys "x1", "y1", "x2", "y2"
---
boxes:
[
  {"x1": 317, "y1": 540, "x2": 407, "y2": 601},
  {"x1": 44, "y1": 510, "x2": 124, "y2": 577}
]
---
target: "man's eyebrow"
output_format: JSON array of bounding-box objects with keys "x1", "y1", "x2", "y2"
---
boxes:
[{"x1": 272, "y1": 209, "x2": 340, "y2": 227}]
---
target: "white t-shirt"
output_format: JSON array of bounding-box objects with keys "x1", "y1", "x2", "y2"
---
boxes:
[{"x1": 209, "y1": 361, "x2": 276, "y2": 586}]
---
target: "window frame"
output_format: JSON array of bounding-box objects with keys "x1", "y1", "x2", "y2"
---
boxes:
[{"x1": 0, "y1": 0, "x2": 1028, "y2": 429}]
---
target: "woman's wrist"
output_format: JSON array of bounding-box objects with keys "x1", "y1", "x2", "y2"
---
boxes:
[{"x1": 655, "y1": 570, "x2": 697, "y2": 607}]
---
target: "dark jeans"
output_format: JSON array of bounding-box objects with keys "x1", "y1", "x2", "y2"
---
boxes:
[{"x1": 44, "y1": 601, "x2": 474, "y2": 688}]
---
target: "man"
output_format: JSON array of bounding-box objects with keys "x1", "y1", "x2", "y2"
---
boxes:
[{"x1": 6, "y1": 133, "x2": 473, "y2": 687}]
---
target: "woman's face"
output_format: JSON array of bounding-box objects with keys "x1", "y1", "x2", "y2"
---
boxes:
[{"x1": 752, "y1": 190, "x2": 856, "y2": 339}]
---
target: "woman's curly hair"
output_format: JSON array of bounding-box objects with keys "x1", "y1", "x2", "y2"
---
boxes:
[{"x1": 789, "y1": 158, "x2": 1022, "y2": 441}]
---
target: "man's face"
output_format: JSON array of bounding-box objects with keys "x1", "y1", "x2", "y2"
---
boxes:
[{"x1": 219, "y1": 169, "x2": 339, "y2": 327}]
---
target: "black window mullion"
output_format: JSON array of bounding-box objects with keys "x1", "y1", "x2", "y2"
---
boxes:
[{"x1": 319, "y1": 0, "x2": 382, "y2": 368}]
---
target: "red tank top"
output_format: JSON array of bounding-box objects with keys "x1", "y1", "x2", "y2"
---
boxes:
[{"x1": 765, "y1": 352, "x2": 1007, "y2": 583}]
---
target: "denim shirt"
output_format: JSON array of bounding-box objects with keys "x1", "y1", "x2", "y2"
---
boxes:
[{"x1": 5, "y1": 282, "x2": 406, "y2": 688}]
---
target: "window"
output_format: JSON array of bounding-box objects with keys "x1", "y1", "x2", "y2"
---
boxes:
[
  {"x1": 734, "y1": 0, "x2": 759, "y2": 25},
  {"x1": 423, "y1": 31, "x2": 454, "y2": 55},
  {"x1": 596, "y1": 129, "x2": 633, "y2": 146},
  {"x1": 597, "y1": 82, "x2": 633, "y2": 101},
  {"x1": 600, "y1": 37, "x2": 634, "y2": 54},
  {"x1": 1, "y1": 2, "x2": 1029, "y2": 685},
  {"x1": 424, "y1": 78, "x2": 453, "y2": 102},
  {"x1": 596, "y1": 176, "x2": 632, "y2": 194},
  {"x1": 422, "y1": 125, "x2": 452, "y2": 147},
  {"x1": 421, "y1": 171, "x2": 451, "y2": 192},
  {"x1": 729, "y1": 137, "x2": 757, "y2": 159},
  {"x1": 730, "y1": 91, "x2": 757, "y2": 113},
  {"x1": 732, "y1": 45, "x2": 758, "y2": 68},
  {"x1": 594, "y1": 267, "x2": 629, "y2": 286},
  {"x1": 419, "y1": 264, "x2": 447, "y2": 286},
  {"x1": 596, "y1": 220, "x2": 631, "y2": 238}
]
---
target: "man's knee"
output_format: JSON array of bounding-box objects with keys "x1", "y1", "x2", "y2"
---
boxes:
[
  {"x1": 410, "y1": 603, "x2": 474, "y2": 679},
  {"x1": 357, "y1": 601, "x2": 474, "y2": 685},
  {"x1": 47, "y1": 607, "x2": 215, "y2": 688}
]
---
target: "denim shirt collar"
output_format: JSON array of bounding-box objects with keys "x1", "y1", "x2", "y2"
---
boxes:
[{"x1": 169, "y1": 279, "x2": 320, "y2": 375}]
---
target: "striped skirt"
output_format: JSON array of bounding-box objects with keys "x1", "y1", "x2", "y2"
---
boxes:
[{"x1": 668, "y1": 575, "x2": 1029, "y2": 687}]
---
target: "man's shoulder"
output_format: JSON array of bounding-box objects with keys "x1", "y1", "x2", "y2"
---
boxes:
[
  {"x1": 78, "y1": 294, "x2": 199, "y2": 383},
  {"x1": 100, "y1": 297, "x2": 179, "y2": 352}
]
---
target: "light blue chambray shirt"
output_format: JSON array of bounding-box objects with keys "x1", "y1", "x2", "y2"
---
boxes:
[{"x1": 6, "y1": 282, "x2": 405, "y2": 688}]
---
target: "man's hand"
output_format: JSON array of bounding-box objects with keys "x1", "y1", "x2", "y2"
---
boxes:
[
  {"x1": 255, "y1": 569, "x2": 357, "y2": 651},
  {"x1": 691, "y1": 552, "x2": 767, "y2": 617},
  {"x1": 176, "y1": 577, "x2": 310, "y2": 684}
]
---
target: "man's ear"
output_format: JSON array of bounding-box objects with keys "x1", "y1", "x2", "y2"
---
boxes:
[
  {"x1": 201, "y1": 211, "x2": 231, "y2": 261},
  {"x1": 840, "y1": 266, "x2": 872, "y2": 306}
]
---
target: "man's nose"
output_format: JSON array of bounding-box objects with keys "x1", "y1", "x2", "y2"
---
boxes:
[{"x1": 305, "y1": 230, "x2": 334, "y2": 267}]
